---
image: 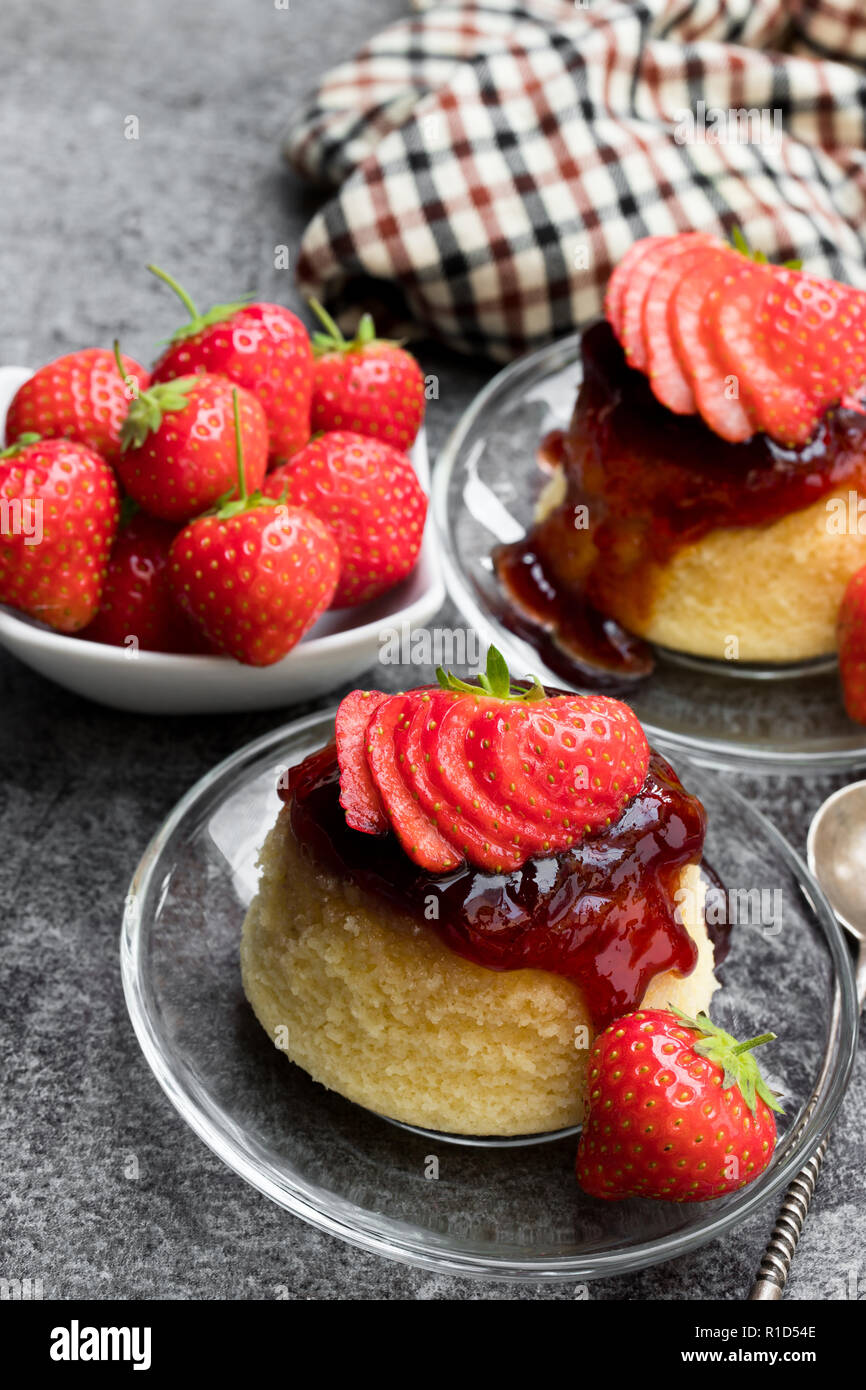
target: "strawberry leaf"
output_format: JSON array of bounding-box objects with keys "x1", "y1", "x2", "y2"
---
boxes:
[
  {"x1": 436, "y1": 645, "x2": 547, "y2": 703},
  {"x1": 0, "y1": 432, "x2": 41, "y2": 459},
  {"x1": 308, "y1": 298, "x2": 401, "y2": 357},
  {"x1": 484, "y1": 644, "x2": 511, "y2": 698},
  {"x1": 729, "y1": 226, "x2": 802, "y2": 271},
  {"x1": 669, "y1": 1007, "x2": 784, "y2": 1115},
  {"x1": 119, "y1": 375, "x2": 198, "y2": 451}
]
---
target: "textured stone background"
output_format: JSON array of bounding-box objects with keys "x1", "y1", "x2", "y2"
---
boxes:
[{"x1": 0, "y1": 0, "x2": 862, "y2": 1301}]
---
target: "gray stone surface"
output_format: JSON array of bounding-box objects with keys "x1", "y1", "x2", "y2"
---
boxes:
[{"x1": 0, "y1": 0, "x2": 862, "y2": 1302}]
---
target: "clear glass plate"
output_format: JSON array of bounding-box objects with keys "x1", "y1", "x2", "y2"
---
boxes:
[
  {"x1": 121, "y1": 710, "x2": 858, "y2": 1282},
  {"x1": 431, "y1": 332, "x2": 866, "y2": 773}
]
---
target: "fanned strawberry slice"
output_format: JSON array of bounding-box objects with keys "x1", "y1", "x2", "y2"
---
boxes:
[
  {"x1": 364, "y1": 693, "x2": 460, "y2": 871},
  {"x1": 621, "y1": 236, "x2": 713, "y2": 372},
  {"x1": 426, "y1": 693, "x2": 554, "y2": 858},
  {"x1": 644, "y1": 236, "x2": 720, "y2": 413},
  {"x1": 396, "y1": 690, "x2": 516, "y2": 870},
  {"x1": 608, "y1": 230, "x2": 866, "y2": 446},
  {"x1": 335, "y1": 688, "x2": 389, "y2": 832},
  {"x1": 604, "y1": 237, "x2": 666, "y2": 341},
  {"x1": 670, "y1": 249, "x2": 756, "y2": 442},
  {"x1": 708, "y1": 260, "x2": 815, "y2": 444},
  {"x1": 472, "y1": 694, "x2": 649, "y2": 842},
  {"x1": 347, "y1": 650, "x2": 651, "y2": 875}
]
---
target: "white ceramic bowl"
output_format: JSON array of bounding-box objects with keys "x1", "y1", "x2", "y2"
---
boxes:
[{"x1": 0, "y1": 365, "x2": 444, "y2": 713}]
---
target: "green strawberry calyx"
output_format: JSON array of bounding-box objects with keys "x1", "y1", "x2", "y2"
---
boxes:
[
  {"x1": 308, "y1": 298, "x2": 399, "y2": 357},
  {"x1": 208, "y1": 389, "x2": 286, "y2": 522},
  {"x1": 148, "y1": 264, "x2": 253, "y2": 345},
  {"x1": 114, "y1": 340, "x2": 198, "y2": 451},
  {"x1": 0, "y1": 432, "x2": 41, "y2": 459},
  {"x1": 436, "y1": 645, "x2": 547, "y2": 703},
  {"x1": 670, "y1": 1007, "x2": 784, "y2": 1115},
  {"x1": 729, "y1": 226, "x2": 801, "y2": 271}
]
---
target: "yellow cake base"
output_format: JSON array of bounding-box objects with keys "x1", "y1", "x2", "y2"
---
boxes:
[
  {"x1": 537, "y1": 472, "x2": 866, "y2": 663},
  {"x1": 240, "y1": 805, "x2": 718, "y2": 1136}
]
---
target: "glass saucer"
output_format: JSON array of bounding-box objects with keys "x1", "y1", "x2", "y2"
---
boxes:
[
  {"x1": 121, "y1": 710, "x2": 858, "y2": 1281},
  {"x1": 431, "y1": 333, "x2": 866, "y2": 773},
  {"x1": 383, "y1": 1117, "x2": 581, "y2": 1148}
]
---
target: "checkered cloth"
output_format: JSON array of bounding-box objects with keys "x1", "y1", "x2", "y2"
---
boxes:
[{"x1": 285, "y1": 0, "x2": 866, "y2": 361}]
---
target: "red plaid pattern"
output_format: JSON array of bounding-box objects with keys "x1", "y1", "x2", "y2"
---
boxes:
[{"x1": 285, "y1": 0, "x2": 866, "y2": 361}]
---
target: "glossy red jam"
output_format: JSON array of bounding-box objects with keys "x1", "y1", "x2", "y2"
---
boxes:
[
  {"x1": 495, "y1": 318, "x2": 866, "y2": 686},
  {"x1": 283, "y1": 741, "x2": 725, "y2": 1030}
]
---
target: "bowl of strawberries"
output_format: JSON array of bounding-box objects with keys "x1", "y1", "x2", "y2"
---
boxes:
[{"x1": 0, "y1": 275, "x2": 443, "y2": 713}]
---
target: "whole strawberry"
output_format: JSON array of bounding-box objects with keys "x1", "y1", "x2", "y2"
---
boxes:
[
  {"x1": 148, "y1": 266, "x2": 313, "y2": 460},
  {"x1": 576, "y1": 1008, "x2": 782, "y2": 1202},
  {"x1": 114, "y1": 346, "x2": 268, "y2": 523},
  {"x1": 169, "y1": 390, "x2": 340, "y2": 665},
  {"x1": 0, "y1": 435, "x2": 120, "y2": 631},
  {"x1": 309, "y1": 301, "x2": 425, "y2": 450},
  {"x1": 79, "y1": 510, "x2": 211, "y2": 654},
  {"x1": 838, "y1": 565, "x2": 866, "y2": 724},
  {"x1": 5, "y1": 348, "x2": 150, "y2": 465},
  {"x1": 263, "y1": 430, "x2": 427, "y2": 606}
]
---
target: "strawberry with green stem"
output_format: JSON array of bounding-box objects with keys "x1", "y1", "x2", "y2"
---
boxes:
[
  {"x1": 114, "y1": 341, "x2": 269, "y2": 523},
  {"x1": 148, "y1": 266, "x2": 313, "y2": 460},
  {"x1": 576, "y1": 1007, "x2": 782, "y2": 1202},
  {"x1": 5, "y1": 348, "x2": 150, "y2": 465},
  {"x1": 169, "y1": 389, "x2": 340, "y2": 665},
  {"x1": 308, "y1": 300, "x2": 426, "y2": 450}
]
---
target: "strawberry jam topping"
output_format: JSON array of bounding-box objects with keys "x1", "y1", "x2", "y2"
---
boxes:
[
  {"x1": 495, "y1": 319, "x2": 866, "y2": 686},
  {"x1": 283, "y1": 741, "x2": 719, "y2": 1030}
]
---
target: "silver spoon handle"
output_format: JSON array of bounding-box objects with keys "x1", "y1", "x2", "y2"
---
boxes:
[
  {"x1": 748, "y1": 1132, "x2": 831, "y2": 1300},
  {"x1": 748, "y1": 944, "x2": 865, "y2": 1301}
]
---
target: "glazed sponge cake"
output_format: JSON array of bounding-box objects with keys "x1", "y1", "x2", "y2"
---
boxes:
[
  {"x1": 241, "y1": 805, "x2": 718, "y2": 1137},
  {"x1": 521, "y1": 320, "x2": 866, "y2": 666},
  {"x1": 536, "y1": 470, "x2": 866, "y2": 663},
  {"x1": 622, "y1": 488, "x2": 866, "y2": 663}
]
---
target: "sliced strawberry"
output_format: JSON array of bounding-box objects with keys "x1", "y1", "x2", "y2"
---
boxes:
[
  {"x1": 610, "y1": 231, "x2": 866, "y2": 446},
  {"x1": 621, "y1": 240, "x2": 677, "y2": 370},
  {"x1": 335, "y1": 689, "x2": 389, "y2": 832},
  {"x1": 345, "y1": 652, "x2": 652, "y2": 876},
  {"x1": 471, "y1": 694, "x2": 650, "y2": 840},
  {"x1": 709, "y1": 260, "x2": 816, "y2": 444},
  {"x1": 644, "y1": 236, "x2": 719, "y2": 413},
  {"x1": 670, "y1": 249, "x2": 756, "y2": 442},
  {"x1": 396, "y1": 690, "x2": 515, "y2": 871},
  {"x1": 411, "y1": 678, "x2": 649, "y2": 870},
  {"x1": 604, "y1": 237, "x2": 666, "y2": 342},
  {"x1": 424, "y1": 692, "x2": 554, "y2": 859},
  {"x1": 365, "y1": 693, "x2": 460, "y2": 872}
]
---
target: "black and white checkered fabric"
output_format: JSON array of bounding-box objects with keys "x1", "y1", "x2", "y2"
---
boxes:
[{"x1": 285, "y1": 0, "x2": 866, "y2": 361}]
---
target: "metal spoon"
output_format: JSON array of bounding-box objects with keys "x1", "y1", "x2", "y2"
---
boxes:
[{"x1": 748, "y1": 781, "x2": 866, "y2": 1300}]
